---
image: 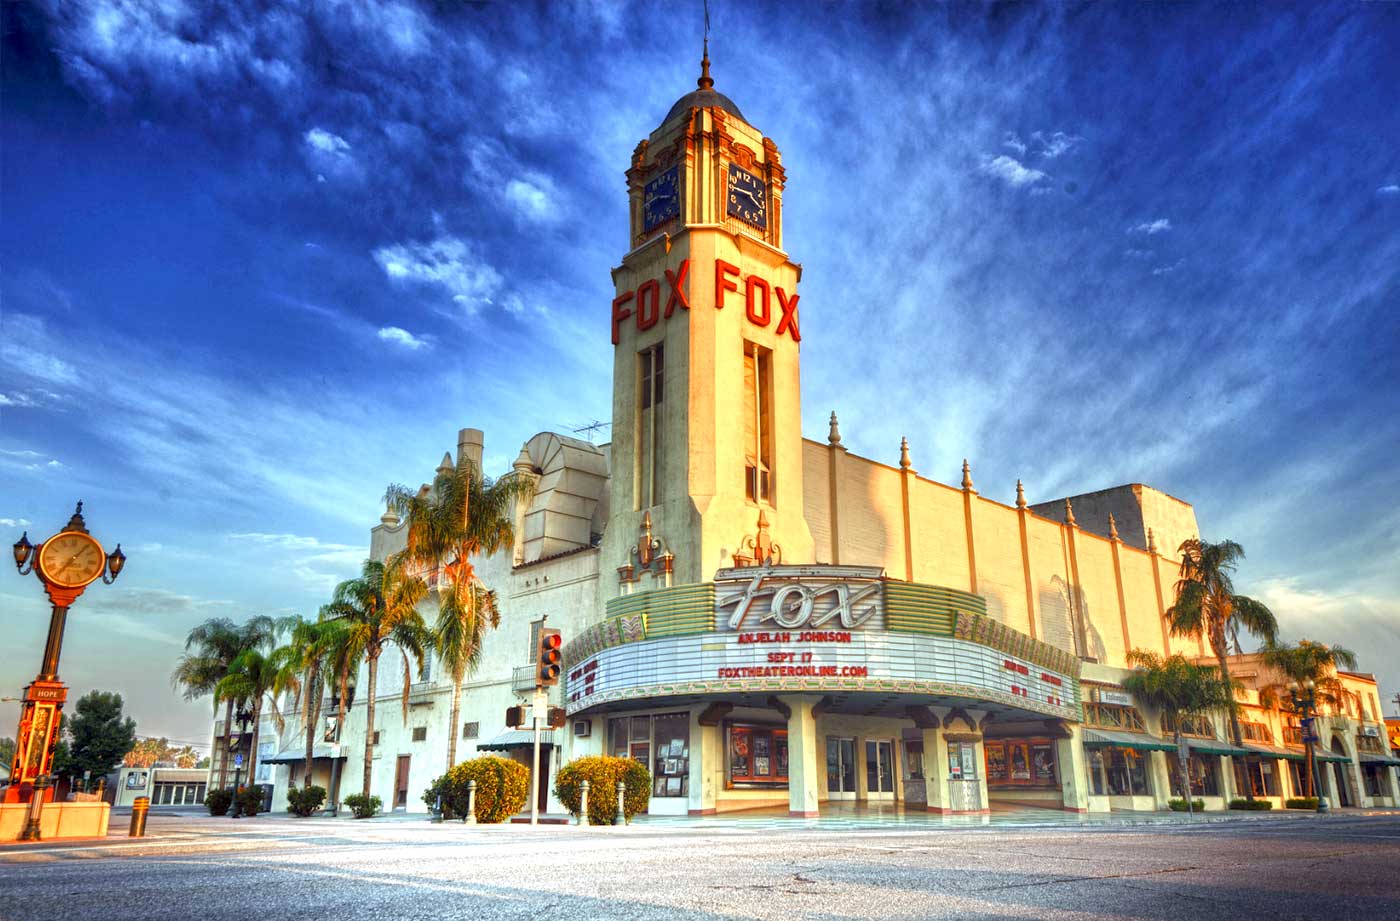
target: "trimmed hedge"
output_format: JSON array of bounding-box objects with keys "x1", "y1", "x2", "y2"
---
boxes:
[
  {"x1": 237, "y1": 786, "x2": 263, "y2": 816},
  {"x1": 287, "y1": 784, "x2": 327, "y2": 817},
  {"x1": 343, "y1": 793, "x2": 381, "y2": 819},
  {"x1": 1229, "y1": 798, "x2": 1273, "y2": 810},
  {"x1": 1167, "y1": 798, "x2": 1205, "y2": 812},
  {"x1": 555, "y1": 755, "x2": 651, "y2": 825},
  {"x1": 422, "y1": 756, "x2": 530, "y2": 824},
  {"x1": 206, "y1": 787, "x2": 233, "y2": 816},
  {"x1": 1286, "y1": 797, "x2": 1320, "y2": 810}
]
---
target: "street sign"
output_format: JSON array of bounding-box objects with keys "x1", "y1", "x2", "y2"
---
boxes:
[
  {"x1": 1301, "y1": 717, "x2": 1318, "y2": 743},
  {"x1": 234, "y1": 753, "x2": 244, "y2": 768}
]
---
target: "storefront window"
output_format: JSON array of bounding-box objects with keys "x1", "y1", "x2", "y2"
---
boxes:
[
  {"x1": 1169, "y1": 753, "x2": 1221, "y2": 797},
  {"x1": 1288, "y1": 759, "x2": 1310, "y2": 797},
  {"x1": 1362, "y1": 764, "x2": 1388, "y2": 796},
  {"x1": 985, "y1": 739, "x2": 1058, "y2": 787},
  {"x1": 728, "y1": 723, "x2": 788, "y2": 786},
  {"x1": 651, "y1": 712, "x2": 690, "y2": 798},
  {"x1": 1233, "y1": 758, "x2": 1280, "y2": 797},
  {"x1": 1089, "y1": 747, "x2": 1151, "y2": 796},
  {"x1": 946, "y1": 742, "x2": 977, "y2": 781}
]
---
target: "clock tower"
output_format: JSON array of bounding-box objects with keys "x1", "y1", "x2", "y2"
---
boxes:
[{"x1": 605, "y1": 45, "x2": 814, "y2": 588}]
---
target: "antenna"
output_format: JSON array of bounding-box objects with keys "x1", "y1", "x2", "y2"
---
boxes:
[{"x1": 567, "y1": 420, "x2": 611, "y2": 443}]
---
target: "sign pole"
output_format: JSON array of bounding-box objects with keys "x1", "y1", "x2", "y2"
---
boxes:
[{"x1": 530, "y1": 687, "x2": 546, "y2": 825}]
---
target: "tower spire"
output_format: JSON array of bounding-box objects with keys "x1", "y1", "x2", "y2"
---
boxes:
[{"x1": 698, "y1": 0, "x2": 714, "y2": 90}]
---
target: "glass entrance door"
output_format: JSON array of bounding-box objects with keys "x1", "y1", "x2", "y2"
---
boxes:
[
  {"x1": 826, "y1": 737, "x2": 857, "y2": 799},
  {"x1": 865, "y1": 739, "x2": 896, "y2": 799}
]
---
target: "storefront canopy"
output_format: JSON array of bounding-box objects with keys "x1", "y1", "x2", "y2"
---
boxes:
[
  {"x1": 1240, "y1": 743, "x2": 1306, "y2": 763},
  {"x1": 476, "y1": 729, "x2": 555, "y2": 752},
  {"x1": 1357, "y1": 751, "x2": 1400, "y2": 767},
  {"x1": 1185, "y1": 738, "x2": 1253, "y2": 758},
  {"x1": 263, "y1": 744, "x2": 344, "y2": 764},
  {"x1": 1315, "y1": 750, "x2": 1351, "y2": 764},
  {"x1": 1083, "y1": 729, "x2": 1175, "y2": 753}
]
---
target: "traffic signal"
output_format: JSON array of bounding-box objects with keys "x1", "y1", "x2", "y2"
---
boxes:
[
  {"x1": 537, "y1": 628, "x2": 562, "y2": 687},
  {"x1": 506, "y1": 705, "x2": 526, "y2": 728},
  {"x1": 546, "y1": 706, "x2": 567, "y2": 729}
]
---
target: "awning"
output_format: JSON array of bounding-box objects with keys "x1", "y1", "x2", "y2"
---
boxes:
[
  {"x1": 1185, "y1": 738, "x2": 1253, "y2": 758},
  {"x1": 476, "y1": 729, "x2": 555, "y2": 752},
  {"x1": 1240, "y1": 743, "x2": 1306, "y2": 763},
  {"x1": 262, "y1": 744, "x2": 344, "y2": 764},
  {"x1": 1315, "y1": 750, "x2": 1351, "y2": 764},
  {"x1": 1358, "y1": 751, "x2": 1400, "y2": 767},
  {"x1": 1082, "y1": 729, "x2": 1175, "y2": 753}
]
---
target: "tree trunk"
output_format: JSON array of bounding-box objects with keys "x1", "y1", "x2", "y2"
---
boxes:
[
  {"x1": 362, "y1": 651, "x2": 378, "y2": 799},
  {"x1": 1175, "y1": 727, "x2": 1193, "y2": 816},
  {"x1": 304, "y1": 665, "x2": 318, "y2": 788},
  {"x1": 218, "y1": 697, "x2": 234, "y2": 790},
  {"x1": 247, "y1": 702, "x2": 262, "y2": 791},
  {"x1": 1212, "y1": 634, "x2": 1252, "y2": 800},
  {"x1": 447, "y1": 674, "x2": 462, "y2": 770}
]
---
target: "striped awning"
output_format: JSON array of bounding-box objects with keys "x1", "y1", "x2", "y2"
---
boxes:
[
  {"x1": 1240, "y1": 743, "x2": 1306, "y2": 763},
  {"x1": 1185, "y1": 738, "x2": 1253, "y2": 758},
  {"x1": 1083, "y1": 729, "x2": 1175, "y2": 752},
  {"x1": 476, "y1": 729, "x2": 555, "y2": 752}
]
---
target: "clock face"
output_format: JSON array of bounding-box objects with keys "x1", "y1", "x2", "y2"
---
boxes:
[
  {"x1": 727, "y1": 164, "x2": 767, "y2": 230},
  {"x1": 38, "y1": 531, "x2": 106, "y2": 588},
  {"x1": 643, "y1": 166, "x2": 680, "y2": 231}
]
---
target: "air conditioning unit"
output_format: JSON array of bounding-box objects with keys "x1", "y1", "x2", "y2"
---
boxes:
[
  {"x1": 1360, "y1": 726, "x2": 1380, "y2": 738},
  {"x1": 573, "y1": 719, "x2": 592, "y2": 738}
]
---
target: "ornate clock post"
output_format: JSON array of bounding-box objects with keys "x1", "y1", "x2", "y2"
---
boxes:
[{"x1": 7, "y1": 502, "x2": 126, "y2": 836}]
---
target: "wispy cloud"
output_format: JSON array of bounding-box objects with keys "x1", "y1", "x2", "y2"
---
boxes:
[
  {"x1": 1002, "y1": 132, "x2": 1027, "y2": 157},
  {"x1": 0, "y1": 517, "x2": 31, "y2": 527},
  {"x1": 1152, "y1": 259, "x2": 1185, "y2": 276},
  {"x1": 1130, "y1": 218, "x2": 1173, "y2": 235},
  {"x1": 372, "y1": 234, "x2": 506, "y2": 313},
  {"x1": 1032, "y1": 130, "x2": 1081, "y2": 158},
  {"x1": 1378, "y1": 184, "x2": 1400, "y2": 195},
  {"x1": 977, "y1": 154, "x2": 1048, "y2": 188},
  {"x1": 377, "y1": 326, "x2": 431, "y2": 349}
]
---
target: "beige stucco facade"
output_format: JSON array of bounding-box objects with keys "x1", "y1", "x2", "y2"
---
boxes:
[{"x1": 243, "y1": 57, "x2": 1397, "y2": 821}]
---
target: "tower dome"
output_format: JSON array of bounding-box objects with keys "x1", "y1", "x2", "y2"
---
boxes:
[{"x1": 661, "y1": 41, "x2": 746, "y2": 125}]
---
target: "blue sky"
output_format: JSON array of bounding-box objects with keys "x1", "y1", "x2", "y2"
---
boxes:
[{"x1": 3, "y1": 1, "x2": 1398, "y2": 748}]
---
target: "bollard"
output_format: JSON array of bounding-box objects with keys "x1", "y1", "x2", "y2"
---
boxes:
[
  {"x1": 579, "y1": 780, "x2": 590, "y2": 827},
  {"x1": 129, "y1": 796, "x2": 151, "y2": 837},
  {"x1": 613, "y1": 780, "x2": 625, "y2": 826},
  {"x1": 431, "y1": 793, "x2": 443, "y2": 823},
  {"x1": 465, "y1": 779, "x2": 477, "y2": 825}
]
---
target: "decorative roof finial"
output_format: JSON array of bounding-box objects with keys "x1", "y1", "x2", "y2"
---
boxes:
[
  {"x1": 1147, "y1": 527, "x2": 1157, "y2": 553},
  {"x1": 899, "y1": 437, "x2": 912, "y2": 471},
  {"x1": 1015, "y1": 480, "x2": 1027, "y2": 509},
  {"x1": 437, "y1": 451, "x2": 454, "y2": 476},
  {"x1": 381, "y1": 497, "x2": 400, "y2": 528},
  {"x1": 827, "y1": 410, "x2": 843, "y2": 447},
  {"x1": 1108, "y1": 513, "x2": 1119, "y2": 541},
  {"x1": 1064, "y1": 498, "x2": 1076, "y2": 527},
  {"x1": 961, "y1": 459, "x2": 974, "y2": 491},
  {"x1": 698, "y1": 37, "x2": 713, "y2": 90},
  {"x1": 66, "y1": 501, "x2": 89, "y2": 533}
]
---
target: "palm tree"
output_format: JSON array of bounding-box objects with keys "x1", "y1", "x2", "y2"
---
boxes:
[
  {"x1": 1258, "y1": 639, "x2": 1359, "y2": 799},
  {"x1": 280, "y1": 615, "x2": 347, "y2": 788},
  {"x1": 214, "y1": 644, "x2": 298, "y2": 790},
  {"x1": 322, "y1": 558, "x2": 429, "y2": 799},
  {"x1": 1122, "y1": 649, "x2": 1238, "y2": 816},
  {"x1": 386, "y1": 457, "x2": 532, "y2": 770},
  {"x1": 1164, "y1": 538, "x2": 1278, "y2": 750},
  {"x1": 171, "y1": 615, "x2": 277, "y2": 789}
]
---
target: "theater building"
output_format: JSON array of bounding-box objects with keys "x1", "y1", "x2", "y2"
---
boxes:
[{"x1": 260, "y1": 54, "x2": 1399, "y2": 819}]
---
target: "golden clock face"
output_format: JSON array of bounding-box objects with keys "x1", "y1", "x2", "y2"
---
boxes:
[{"x1": 38, "y1": 531, "x2": 106, "y2": 588}]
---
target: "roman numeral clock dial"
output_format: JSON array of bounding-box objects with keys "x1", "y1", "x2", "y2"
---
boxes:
[{"x1": 727, "y1": 163, "x2": 767, "y2": 230}]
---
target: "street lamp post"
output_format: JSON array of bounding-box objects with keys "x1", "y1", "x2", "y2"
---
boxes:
[
  {"x1": 8, "y1": 503, "x2": 125, "y2": 841},
  {"x1": 1289, "y1": 679, "x2": 1328, "y2": 814},
  {"x1": 228, "y1": 707, "x2": 253, "y2": 819}
]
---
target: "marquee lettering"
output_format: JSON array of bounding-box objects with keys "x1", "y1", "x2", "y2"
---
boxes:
[
  {"x1": 613, "y1": 258, "x2": 798, "y2": 344},
  {"x1": 717, "y1": 568, "x2": 882, "y2": 631}
]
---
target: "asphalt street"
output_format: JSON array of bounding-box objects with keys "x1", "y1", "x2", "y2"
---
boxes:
[{"x1": 2, "y1": 811, "x2": 1398, "y2": 920}]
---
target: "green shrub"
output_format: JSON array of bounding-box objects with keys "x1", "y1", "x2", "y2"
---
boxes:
[
  {"x1": 1228, "y1": 798, "x2": 1273, "y2": 810},
  {"x1": 206, "y1": 787, "x2": 233, "y2": 816},
  {"x1": 555, "y1": 755, "x2": 651, "y2": 825},
  {"x1": 287, "y1": 785, "x2": 327, "y2": 817},
  {"x1": 237, "y1": 786, "x2": 263, "y2": 816},
  {"x1": 343, "y1": 793, "x2": 381, "y2": 819},
  {"x1": 1167, "y1": 798, "x2": 1205, "y2": 812},
  {"x1": 1285, "y1": 797, "x2": 1320, "y2": 810},
  {"x1": 422, "y1": 756, "x2": 530, "y2": 823}
]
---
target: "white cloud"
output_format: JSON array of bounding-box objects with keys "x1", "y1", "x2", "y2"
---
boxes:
[
  {"x1": 0, "y1": 447, "x2": 62, "y2": 472},
  {"x1": 377, "y1": 326, "x2": 430, "y2": 349},
  {"x1": 1378, "y1": 185, "x2": 1400, "y2": 195},
  {"x1": 1001, "y1": 132, "x2": 1027, "y2": 156},
  {"x1": 1033, "y1": 130, "x2": 1081, "y2": 158},
  {"x1": 505, "y1": 177, "x2": 559, "y2": 224},
  {"x1": 1152, "y1": 259, "x2": 1185, "y2": 276},
  {"x1": 1130, "y1": 218, "x2": 1173, "y2": 235},
  {"x1": 1124, "y1": 248, "x2": 1154, "y2": 259},
  {"x1": 372, "y1": 234, "x2": 505, "y2": 313},
  {"x1": 228, "y1": 532, "x2": 364, "y2": 593},
  {"x1": 0, "y1": 518, "x2": 31, "y2": 527},
  {"x1": 303, "y1": 127, "x2": 360, "y2": 181},
  {"x1": 977, "y1": 154, "x2": 1048, "y2": 188}
]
